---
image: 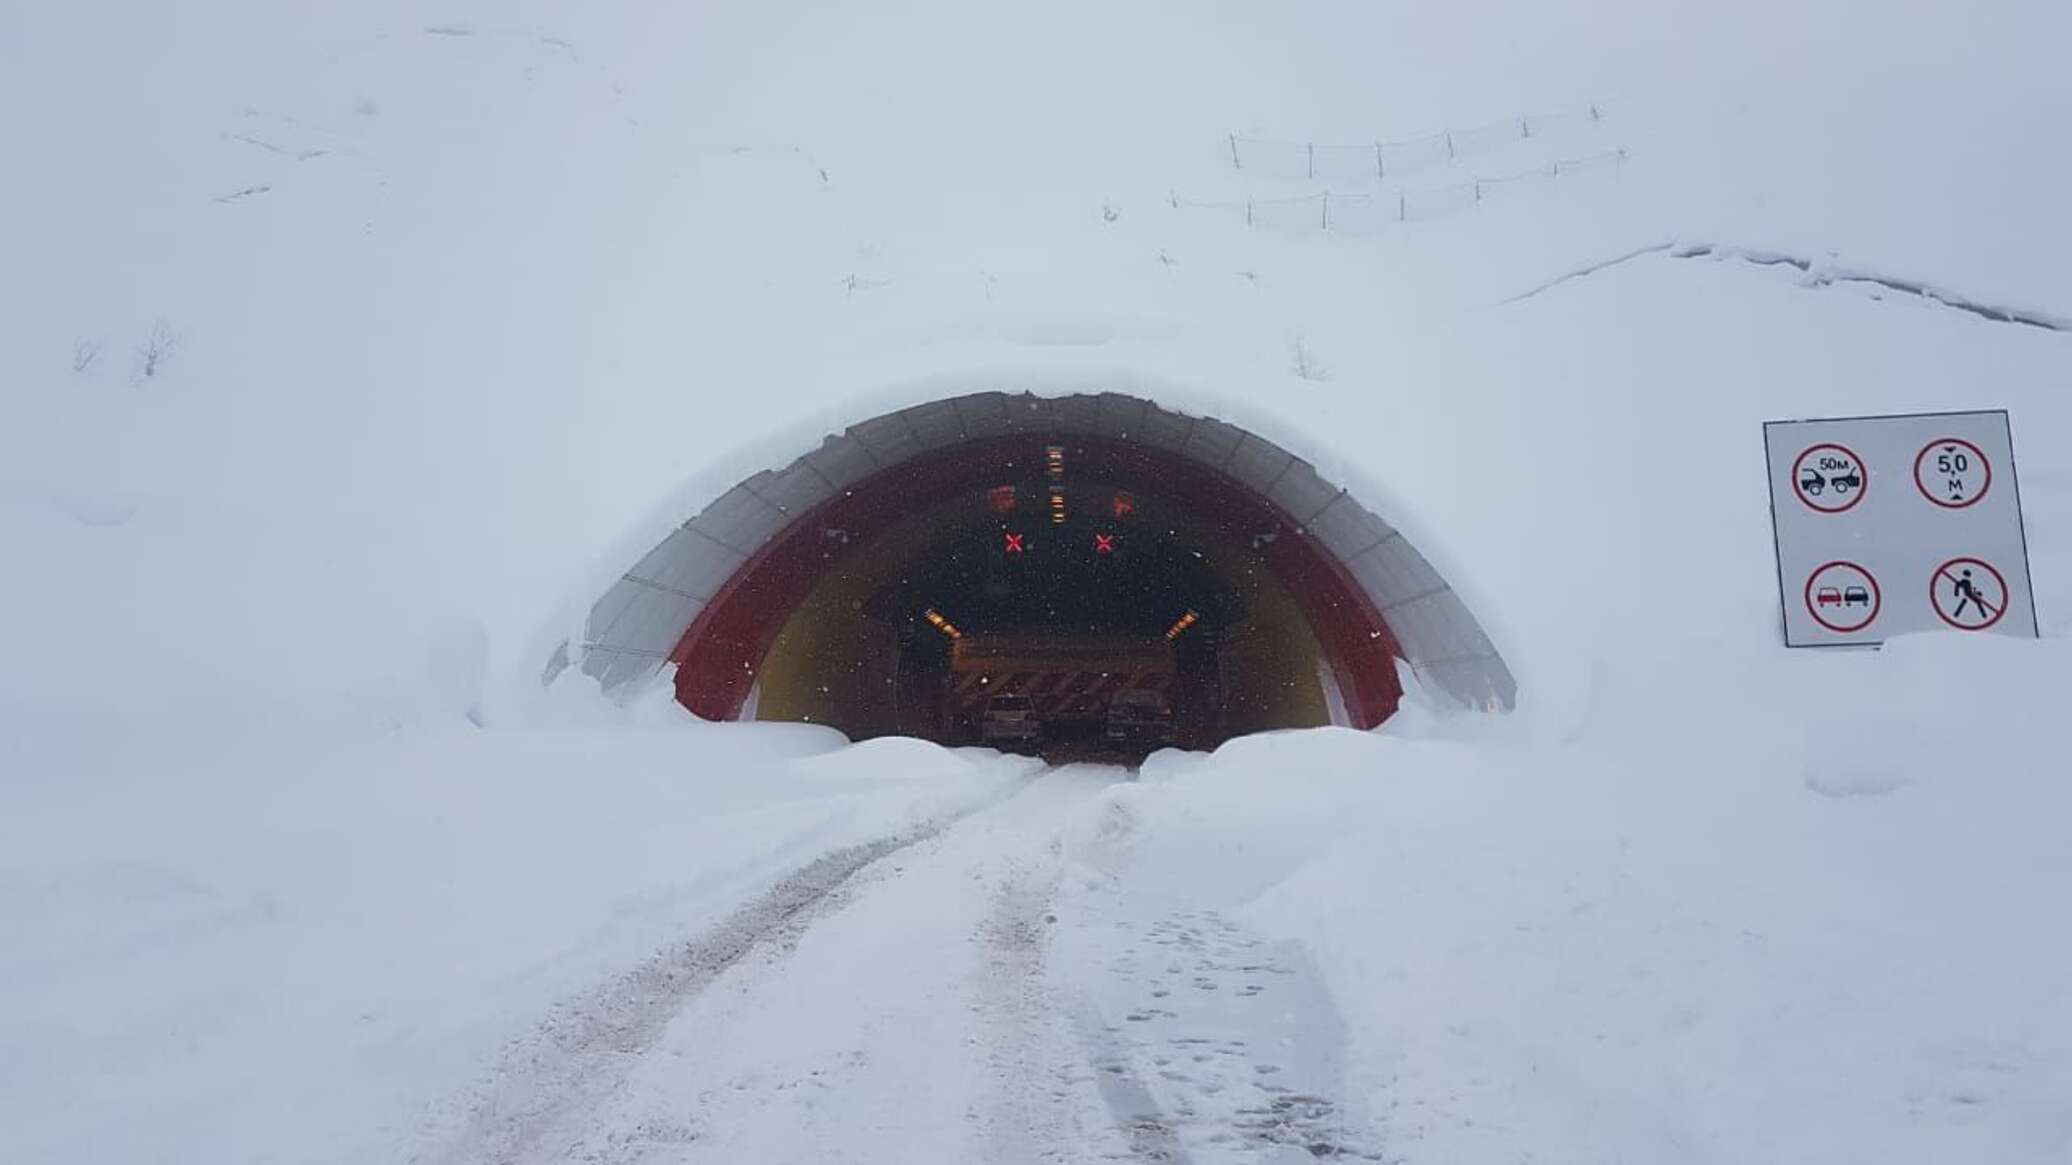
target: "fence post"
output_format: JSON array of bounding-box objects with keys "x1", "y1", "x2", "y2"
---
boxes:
[
  {"x1": 1397, "y1": 190, "x2": 1406, "y2": 222},
  {"x1": 1229, "y1": 133, "x2": 1241, "y2": 169},
  {"x1": 1246, "y1": 199, "x2": 1254, "y2": 226},
  {"x1": 1589, "y1": 103, "x2": 1601, "y2": 122},
  {"x1": 1306, "y1": 143, "x2": 1315, "y2": 180},
  {"x1": 1445, "y1": 131, "x2": 1454, "y2": 160},
  {"x1": 1474, "y1": 179, "x2": 1483, "y2": 203},
  {"x1": 1321, "y1": 193, "x2": 1330, "y2": 230},
  {"x1": 1520, "y1": 115, "x2": 1530, "y2": 139},
  {"x1": 1374, "y1": 141, "x2": 1384, "y2": 178},
  {"x1": 1169, "y1": 188, "x2": 1179, "y2": 208}
]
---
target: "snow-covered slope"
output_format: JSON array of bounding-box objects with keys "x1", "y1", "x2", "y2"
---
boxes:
[
  {"x1": 5, "y1": 0, "x2": 2068, "y2": 736},
  {"x1": 1127, "y1": 633, "x2": 2072, "y2": 1162},
  {"x1": 4, "y1": 2, "x2": 2070, "y2": 1162}
]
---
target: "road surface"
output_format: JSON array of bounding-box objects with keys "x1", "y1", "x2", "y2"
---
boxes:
[{"x1": 414, "y1": 766, "x2": 1382, "y2": 1164}]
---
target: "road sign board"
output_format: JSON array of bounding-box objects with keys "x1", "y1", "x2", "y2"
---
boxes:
[{"x1": 1764, "y1": 410, "x2": 2037, "y2": 646}]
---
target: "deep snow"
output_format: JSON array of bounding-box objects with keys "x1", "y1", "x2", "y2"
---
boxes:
[
  {"x1": 1136, "y1": 634, "x2": 2072, "y2": 1162},
  {"x1": 4, "y1": 1, "x2": 2070, "y2": 1162},
  {"x1": 3, "y1": 709, "x2": 1041, "y2": 1163}
]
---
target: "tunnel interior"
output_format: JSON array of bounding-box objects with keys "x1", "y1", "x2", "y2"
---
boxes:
[
  {"x1": 575, "y1": 391, "x2": 1518, "y2": 759},
  {"x1": 749, "y1": 439, "x2": 1340, "y2": 754}
]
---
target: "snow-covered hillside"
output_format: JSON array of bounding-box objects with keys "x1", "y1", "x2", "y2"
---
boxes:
[{"x1": 4, "y1": 2, "x2": 2069, "y2": 1162}]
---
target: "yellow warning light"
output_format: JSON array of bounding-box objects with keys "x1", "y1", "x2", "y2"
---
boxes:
[
  {"x1": 922, "y1": 607, "x2": 962, "y2": 639},
  {"x1": 1045, "y1": 444, "x2": 1066, "y2": 477},
  {"x1": 1164, "y1": 609, "x2": 1201, "y2": 640},
  {"x1": 1049, "y1": 486, "x2": 1067, "y2": 525}
]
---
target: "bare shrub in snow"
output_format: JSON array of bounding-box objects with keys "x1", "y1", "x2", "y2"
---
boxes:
[
  {"x1": 135, "y1": 318, "x2": 179, "y2": 379},
  {"x1": 840, "y1": 273, "x2": 891, "y2": 298},
  {"x1": 1291, "y1": 335, "x2": 1328, "y2": 381},
  {"x1": 71, "y1": 338, "x2": 103, "y2": 374}
]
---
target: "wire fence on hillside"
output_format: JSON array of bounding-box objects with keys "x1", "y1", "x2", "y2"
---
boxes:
[
  {"x1": 1172, "y1": 147, "x2": 1627, "y2": 235},
  {"x1": 1229, "y1": 105, "x2": 1606, "y2": 182}
]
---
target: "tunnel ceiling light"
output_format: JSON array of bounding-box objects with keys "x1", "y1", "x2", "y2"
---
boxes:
[
  {"x1": 1164, "y1": 609, "x2": 1201, "y2": 640},
  {"x1": 1049, "y1": 486, "x2": 1066, "y2": 525},
  {"x1": 1045, "y1": 444, "x2": 1065, "y2": 478},
  {"x1": 922, "y1": 607, "x2": 963, "y2": 639}
]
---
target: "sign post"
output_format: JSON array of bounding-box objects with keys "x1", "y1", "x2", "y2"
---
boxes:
[{"x1": 1764, "y1": 410, "x2": 2038, "y2": 647}]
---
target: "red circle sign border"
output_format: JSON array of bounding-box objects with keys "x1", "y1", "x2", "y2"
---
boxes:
[
  {"x1": 1912, "y1": 437, "x2": 1991, "y2": 509},
  {"x1": 1929, "y1": 556, "x2": 2009, "y2": 631},
  {"x1": 1791, "y1": 443, "x2": 1869, "y2": 514},
  {"x1": 1803, "y1": 560, "x2": 1882, "y2": 634}
]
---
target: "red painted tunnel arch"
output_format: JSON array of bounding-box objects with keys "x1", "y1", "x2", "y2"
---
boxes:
[
  {"x1": 575, "y1": 390, "x2": 1517, "y2": 732},
  {"x1": 668, "y1": 432, "x2": 1407, "y2": 728}
]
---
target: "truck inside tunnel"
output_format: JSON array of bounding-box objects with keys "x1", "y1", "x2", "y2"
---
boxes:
[{"x1": 575, "y1": 391, "x2": 1516, "y2": 759}]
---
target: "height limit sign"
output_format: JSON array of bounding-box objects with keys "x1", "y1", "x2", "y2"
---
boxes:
[{"x1": 1764, "y1": 410, "x2": 2038, "y2": 646}]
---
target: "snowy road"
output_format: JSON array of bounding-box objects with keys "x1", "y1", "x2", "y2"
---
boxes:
[{"x1": 417, "y1": 765, "x2": 1381, "y2": 1164}]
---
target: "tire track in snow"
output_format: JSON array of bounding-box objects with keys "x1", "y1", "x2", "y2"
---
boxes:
[
  {"x1": 1071, "y1": 995, "x2": 1197, "y2": 1164},
  {"x1": 1047, "y1": 796, "x2": 1384, "y2": 1161},
  {"x1": 978, "y1": 867, "x2": 1066, "y2": 1162},
  {"x1": 415, "y1": 788, "x2": 1023, "y2": 1165},
  {"x1": 549, "y1": 765, "x2": 1129, "y2": 1163},
  {"x1": 978, "y1": 854, "x2": 1160, "y2": 1164},
  {"x1": 1064, "y1": 912, "x2": 1383, "y2": 1162},
  {"x1": 971, "y1": 790, "x2": 1194, "y2": 1163}
]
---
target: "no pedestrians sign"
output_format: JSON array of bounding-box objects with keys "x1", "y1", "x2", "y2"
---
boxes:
[{"x1": 1764, "y1": 410, "x2": 2038, "y2": 647}]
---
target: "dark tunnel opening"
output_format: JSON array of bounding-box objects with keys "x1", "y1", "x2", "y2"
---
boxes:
[
  {"x1": 750, "y1": 445, "x2": 1344, "y2": 757},
  {"x1": 673, "y1": 432, "x2": 1395, "y2": 762}
]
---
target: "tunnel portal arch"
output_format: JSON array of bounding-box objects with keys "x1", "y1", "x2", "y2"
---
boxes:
[{"x1": 576, "y1": 391, "x2": 1515, "y2": 743}]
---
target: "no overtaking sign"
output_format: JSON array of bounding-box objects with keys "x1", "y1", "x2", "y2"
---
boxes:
[{"x1": 1764, "y1": 410, "x2": 2038, "y2": 646}]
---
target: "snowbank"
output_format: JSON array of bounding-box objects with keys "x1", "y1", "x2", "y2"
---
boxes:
[
  {"x1": 1099, "y1": 632, "x2": 2072, "y2": 1163},
  {"x1": 0, "y1": 718, "x2": 1037, "y2": 1164}
]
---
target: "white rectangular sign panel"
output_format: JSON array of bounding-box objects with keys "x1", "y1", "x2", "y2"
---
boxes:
[{"x1": 1764, "y1": 409, "x2": 2038, "y2": 646}]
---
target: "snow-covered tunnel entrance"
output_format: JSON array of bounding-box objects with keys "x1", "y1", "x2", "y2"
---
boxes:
[{"x1": 576, "y1": 392, "x2": 1514, "y2": 748}]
